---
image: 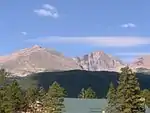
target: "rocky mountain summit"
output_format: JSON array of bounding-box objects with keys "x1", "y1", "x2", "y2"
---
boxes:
[
  {"x1": 130, "y1": 56, "x2": 150, "y2": 68},
  {"x1": 130, "y1": 56, "x2": 150, "y2": 72},
  {"x1": 74, "y1": 51, "x2": 125, "y2": 72},
  {"x1": 0, "y1": 45, "x2": 81, "y2": 76}
]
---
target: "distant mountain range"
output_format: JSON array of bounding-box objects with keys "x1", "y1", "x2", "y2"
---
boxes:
[{"x1": 0, "y1": 45, "x2": 149, "y2": 76}]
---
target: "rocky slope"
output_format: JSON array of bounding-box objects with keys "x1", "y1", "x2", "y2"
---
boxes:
[
  {"x1": 130, "y1": 56, "x2": 150, "y2": 72},
  {"x1": 0, "y1": 45, "x2": 81, "y2": 76},
  {"x1": 74, "y1": 51, "x2": 125, "y2": 72}
]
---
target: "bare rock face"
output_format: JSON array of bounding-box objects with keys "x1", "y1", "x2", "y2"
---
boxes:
[
  {"x1": 130, "y1": 56, "x2": 150, "y2": 70},
  {"x1": 0, "y1": 45, "x2": 81, "y2": 76},
  {"x1": 74, "y1": 51, "x2": 125, "y2": 72}
]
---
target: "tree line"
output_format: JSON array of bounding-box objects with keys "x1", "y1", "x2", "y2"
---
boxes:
[
  {"x1": 0, "y1": 67, "x2": 150, "y2": 113},
  {"x1": 0, "y1": 68, "x2": 97, "y2": 113}
]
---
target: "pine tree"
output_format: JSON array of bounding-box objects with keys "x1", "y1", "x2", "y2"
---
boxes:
[
  {"x1": 8, "y1": 80, "x2": 25, "y2": 112},
  {"x1": 24, "y1": 86, "x2": 39, "y2": 112},
  {"x1": 22, "y1": 86, "x2": 46, "y2": 113},
  {"x1": 37, "y1": 86, "x2": 46, "y2": 102},
  {"x1": 26, "y1": 86, "x2": 39, "y2": 103},
  {"x1": 43, "y1": 81, "x2": 66, "y2": 113},
  {"x1": 116, "y1": 66, "x2": 145, "y2": 113},
  {"x1": 0, "y1": 68, "x2": 10, "y2": 85},
  {"x1": 116, "y1": 67, "x2": 128, "y2": 113},
  {"x1": 141, "y1": 89, "x2": 150, "y2": 108},
  {"x1": 86, "y1": 87, "x2": 97, "y2": 98},
  {"x1": 36, "y1": 87, "x2": 46, "y2": 113},
  {"x1": 0, "y1": 84, "x2": 13, "y2": 113},
  {"x1": 78, "y1": 87, "x2": 97, "y2": 99},
  {"x1": 0, "y1": 80, "x2": 25, "y2": 113},
  {"x1": 0, "y1": 69, "x2": 22, "y2": 113},
  {"x1": 78, "y1": 88, "x2": 86, "y2": 98},
  {"x1": 106, "y1": 82, "x2": 118, "y2": 113}
]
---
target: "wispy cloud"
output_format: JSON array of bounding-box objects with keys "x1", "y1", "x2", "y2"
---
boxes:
[
  {"x1": 21, "y1": 32, "x2": 27, "y2": 35},
  {"x1": 115, "y1": 52, "x2": 150, "y2": 56},
  {"x1": 26, "y1": 36, "x2": 150, "y2": 47},
  {"x1": 34, "y1": 4, "x2": 59, "y2": 18},
  {"x1": 121, "y1": 23, "x2": 136, "y2": 28}
]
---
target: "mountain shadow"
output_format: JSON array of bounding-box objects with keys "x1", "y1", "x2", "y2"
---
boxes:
[{"x1": 17, "y1": 70, "x2": 150, "y2": 98}]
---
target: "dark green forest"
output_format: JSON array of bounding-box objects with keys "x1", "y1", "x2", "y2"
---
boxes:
[{"x1": 17, "y1": 70, "x2": 150, "y2": 98}]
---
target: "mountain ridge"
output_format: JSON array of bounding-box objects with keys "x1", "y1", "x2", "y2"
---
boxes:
[
  {"x1": 0, "y1": 45, "x2": 81, "y2": 76},
  {"x1": 0, "y1": 45, "x2": 149, "y2": 76}
]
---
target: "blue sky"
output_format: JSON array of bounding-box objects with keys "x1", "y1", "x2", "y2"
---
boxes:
[{"x1": 0, "y1": 0, "x2": 150, "y2": 62}]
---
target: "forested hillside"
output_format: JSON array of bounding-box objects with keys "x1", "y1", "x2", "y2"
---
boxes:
[{"x1": 17, "y1": 70, "x2": 150, "y2": 98}]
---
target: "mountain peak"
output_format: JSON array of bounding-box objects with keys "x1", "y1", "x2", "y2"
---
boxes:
[
  {"x1": 90, "y1": 51, "x2": 105, "y2": 56},
  {"x1": 12, "y1": 45, "x2": 44, "y2": 56},
  {"x1": 92, "y1": 51, "x2": 104, "y2": 54},
  {"x1": 32, "y1": 45, "x2": 42, "y2": 49},
  {"x1": 0, "y1": 45, "x2": 81, "y2": 76},
  {"x1": 130, "y1": 56, "x2": 150, "y2": 69},
  {"x1": 75, "y1": 51, "x2": 125, "y2": 71}
]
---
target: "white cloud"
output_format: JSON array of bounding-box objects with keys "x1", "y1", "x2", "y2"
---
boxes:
[
  {"x1": 34, "y1": 4, "x2": 59, "y2": 18},
  {"x1": 121, "y1": 23, "x2": 136, "y2": 28},
  {"x1": 26, "y1": 36, "x2": 150, "y2": 47},
  {"x1": 21, "y1": 32, "x2": 27, "y2": 35},
  {"x1": 115, "y1": 52, "x2": 150, "y2": 56},
  {"x1": 43, "y1": 4, "x2": 55, "y2": 10}
]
